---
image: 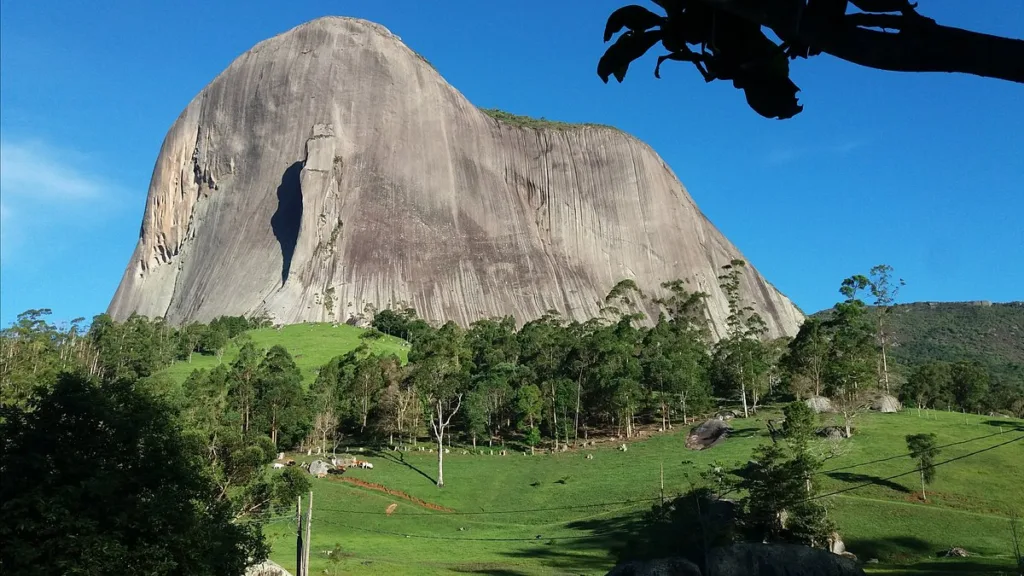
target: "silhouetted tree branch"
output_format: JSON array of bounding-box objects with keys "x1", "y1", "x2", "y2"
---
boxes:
[{"x1": 599, "y1": 0, "x2": 1024, "y2": 119}]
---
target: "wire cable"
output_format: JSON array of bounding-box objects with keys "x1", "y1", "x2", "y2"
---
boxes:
[
  {"x1": 806, "y1": 434, "x2": 1023, "y2": 502},
  {"x1": 816, "y1": 428, "x2": 1013, "y2": 476},
  {"x1": 294, "y1": 435, "x2": 1024, "y2": 542},
  {"x1": 317, "y1": 516, "x2": 618, "y2": 542},
  {"x1": 315, "y1": 496, "x2": 662, "y2": 516},
  {"x1": 312, "y1": 432, "x2": 1020, "y2": 517}
]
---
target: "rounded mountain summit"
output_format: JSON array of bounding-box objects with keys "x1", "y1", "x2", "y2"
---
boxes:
[{"x1": 108, "y1": 17, "x2": 803, "y2": 338}]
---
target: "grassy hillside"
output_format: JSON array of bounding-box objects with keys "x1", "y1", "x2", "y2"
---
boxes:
[
  {"x1": 265, "y1": 409, "x2": 1023, "y2": 575},
  {"x1": 885, "y1": 302, "x2": 1024, "y2": 382},
  {"x1": 158, "y1": 323, "x2": 408, "y2": 385},
  {"x1": 155, "y1": 313, "x2": 1023, "y2": 574},
  {"x1": 814, "y1": 301, "x2": 1024, "y2": 384}
]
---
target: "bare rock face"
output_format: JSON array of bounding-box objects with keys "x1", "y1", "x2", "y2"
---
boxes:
[{"x1": 108, "y1": 17, "x2": 803, "y2": 337}]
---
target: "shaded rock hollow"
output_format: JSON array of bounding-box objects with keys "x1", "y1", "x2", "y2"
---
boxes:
[{"x1": 108, "y1": 17, "x2": 803, "y2": 338}]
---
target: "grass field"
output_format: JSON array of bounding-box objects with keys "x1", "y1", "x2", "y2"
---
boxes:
[
  {"x1": 262, "y1": 409, "x2": 1024, "y2": 576},
  {"x1": 155, "y1": 322, "x2": 1023, "y2": 574},
  {"x1": 158, "y1": 323, "x2": 409, "y2": 385}
]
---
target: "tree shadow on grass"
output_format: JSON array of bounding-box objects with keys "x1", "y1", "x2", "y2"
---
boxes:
[
  {"x1": 843, "y1": 536, "x2": 1016, "y2": 573},
  {"x1": 982, "y1": 419, "x2": 1024, "y2": 432},
  {"x1": 450, "y1": 567, "x2": 532, "y2": 576},
  {"x1": 889, "y1": 559, "x2": 1021, "y2": 574},
  {"x1": 372, "y1": 449, "x2": 437, "y2": 486},
  {"x1": 845, "y1": 535, "x2": 932, "y2": 562},
  {"x1": 827, "y1": 471, "x2": 912, "y2": 493},
  {"x1": 496, "y1": 507, "x2": 649, "y2": 573},
  {"x1": 728, "y1": 426, "x2": 761, "y2": 438}
]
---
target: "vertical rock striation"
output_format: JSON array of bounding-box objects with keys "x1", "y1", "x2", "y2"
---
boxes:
[{"x1": 109, "y1": 17, "x2": 803, "y2": 338}]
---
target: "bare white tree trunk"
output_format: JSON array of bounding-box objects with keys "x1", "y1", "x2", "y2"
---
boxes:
[{"x1": 430, "y1": 394, "x2": 462, "y2": 488}]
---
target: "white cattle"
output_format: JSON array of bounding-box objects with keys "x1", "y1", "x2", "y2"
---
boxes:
[{"x1": 272, "y1": 463, "x2": 285, "y2": 469}]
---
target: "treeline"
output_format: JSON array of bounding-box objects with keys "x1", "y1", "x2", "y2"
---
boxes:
[
  {"x1": 172, "y1": 260, "x2": 885, "y2": 464},
  {"x1": 901, "y1": 360, "x2": 1023, "y2": 416},
  {"x1": 782, "y1": 265, "x2": 1023, "y2": 425},
  {"x1": 0, "y1": 309, "x2": 271, "y2": 406},
  {"x1": 5, "y1": 261, "x2": 1020, "y2": 461}
]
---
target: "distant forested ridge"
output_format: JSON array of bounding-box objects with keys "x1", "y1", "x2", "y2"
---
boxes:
[{"x1": 814, "y1": 301, "x2": 1024, "y2": 384}]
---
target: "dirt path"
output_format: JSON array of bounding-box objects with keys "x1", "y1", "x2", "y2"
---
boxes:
[{"x1": 329, "y1": 476, "x2": 456, "y2": 512}]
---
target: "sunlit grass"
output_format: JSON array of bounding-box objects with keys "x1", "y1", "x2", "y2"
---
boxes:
[
  {"x1": 263, "y1": 408, "x2": 1023, "y2": 575},
  {"x1": 157, "y1": 323, "x2": 408, "y2": 385}
]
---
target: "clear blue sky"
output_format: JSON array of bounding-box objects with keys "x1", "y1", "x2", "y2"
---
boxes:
[{"x1": 2, "y1": 0, "x2": 1022, "y2": 326}]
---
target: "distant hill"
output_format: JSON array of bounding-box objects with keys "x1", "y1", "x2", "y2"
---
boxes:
[{"x1": 817, "y1": 301, "x2": 1024, "y2": 384}]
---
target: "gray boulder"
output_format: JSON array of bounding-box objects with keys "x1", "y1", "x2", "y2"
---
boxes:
[
  {"x1": 605, "y1": 557, "x2": 702, "y2": 576},
  {"x1": 686, "y1": 419, "x2": 731, "y2": 450},
  {"x1": 870, "y1": 395, "x2": 902, "y2": 413},
  {"x1": 707, "y1": 543, "x2": 865, "y2": 576},
  {"x1": 817, "y1": 426, "x2": 846, "y2": 440},
  {"x1": 805, "y1": 396, "x2": 834, "y2": 413},
  {"x1": 308, "y1": 459, "x2": 331, "y2": 477}
]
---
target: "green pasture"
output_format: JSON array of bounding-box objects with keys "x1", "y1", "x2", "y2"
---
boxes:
[
  {"x1": 262, "y1": 409, "x2": 1023, "y2": 575},
  {"x1": 158, "y1": 323, "x2": 408, "y2": 384}
]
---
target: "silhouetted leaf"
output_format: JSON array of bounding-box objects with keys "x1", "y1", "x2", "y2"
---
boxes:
[
  {"x1": 740, "y1": 79, "x2": 803, "y2": 120},
  {"x1": 604, "y1": 5, "x2": 665, "y2": 42},
  {"x1": 598, "y1": 30, "x2": 663, "y2": 83}
]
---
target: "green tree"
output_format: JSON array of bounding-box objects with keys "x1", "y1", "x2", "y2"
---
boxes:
[
  {"x1": 825, "y1": 275, "x2": 877, "y2": 437},
  {"x1": 272, "y1": 467, "x2": 312, "y2": 511},
  {"x1": 324, "y1": 543, "x2": 344, "y2": 576},
  {"x1": 410, "y1": 322, "x2": 471, "y2": 487},
  {"x1": 782, "y1": 400, "x2": 818, "y2": 447},
  {"x1": 1, "y1": 309, "x2": 64, "y2": 406},
  {"x1": 519, "y1": 314, "x2": 573, "y2": 448},
  {"x1": 598, "y1": 2, "x2": 1024, "y2": 119},
  {"x1": 950, "y1": 361, "x2": 990, "y2": 413},
  {"x1": 176, "y1": 321, "x2": 206, "y2": 364},
  {"x1": 371, "y1": 307, "x2": 431, "y2": 343},
  {"x1": 782, "y1": 317, "x2": 831, "y2": 398},
  {"x1": 198, "y1": 322, "x2": 230, "y2": 359},
  {"x1": 900, "y1": 361, "x2": 952, "y2": 410},
  {"x1": 179, "y1": 366, "x2": 299, "y2": 520},
  {"x1": 906, "y1": 433, "x2": 940, "y2": 500},
  {"x1": 713, "y1": 260, "x2": 768, "y2": 418},
  {"x1": 0, "y1": 373, "x2": 266, "y2": 576},
  {"x1": 352, "y1": 354, "x2": 386, "y2": 432},
  {"x1": 228, "y1": 341, "x2": 263, "y2": 434},
  {"x1": 255, "y1": 345, "x2": 306, "y2": 448},
  {"x1": 738, "y1": 442, "x2": 833, "y2": 548},
  {"x1": 641, "y1": 317, "x2": 711, "y2": 429},
  {"x1": 367, "y1": 355, "x2": 407, "y2": 445},
  {"x1": 588, "y1": 319, "x2": 644, "y2": 437},
  {"x1": 467, "y1": 316, "x2": 521, "y2": 372},
  {"x1": 869, "y1": 264, "x2": 905, "y2": 394},
  {"x1": 565, "y1": 319, "x2": 605, "y2": 444},
  {"x1": 517, "y1": 383, "x2": 544, "y2": 454}
]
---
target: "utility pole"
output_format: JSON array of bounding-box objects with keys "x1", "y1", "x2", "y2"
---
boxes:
[
  {"x1": 303, "y1": 490, "x2": 313, "y2": 576},
  {"x1": 660, "y1": 462, "x2": 665, "y2": 506},
  {"x1": 296, "y1": 495, "x2": 303, "y2": 576}
]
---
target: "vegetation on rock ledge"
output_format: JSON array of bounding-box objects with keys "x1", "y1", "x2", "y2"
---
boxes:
[{"x1": 481, "y1": 108, "x2": 620, "y2": 131}]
